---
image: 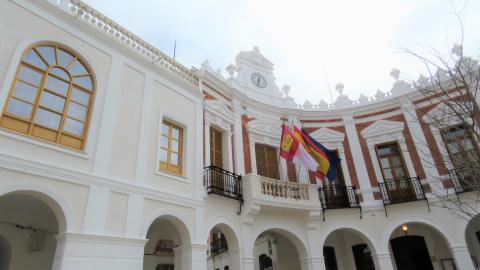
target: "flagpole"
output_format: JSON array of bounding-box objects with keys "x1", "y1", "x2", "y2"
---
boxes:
[{"x1": 277, "y1": 115, "x2": 287, "y2": 197}]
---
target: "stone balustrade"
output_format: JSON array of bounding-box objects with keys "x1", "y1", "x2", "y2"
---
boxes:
[
  {"x1": 243, "y1": 174, "x2": 319, "y2": 211},
  {"x1": 260, "y1": 176, "x2": 309, "y2": 200},
  {"x1": 62, "y1": 0, "x2": 198, "y2": 85}
]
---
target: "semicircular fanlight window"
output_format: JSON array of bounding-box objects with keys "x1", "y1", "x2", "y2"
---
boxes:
[{"x1": 0, "y1": 43, "x2": 95, "y2": 150}]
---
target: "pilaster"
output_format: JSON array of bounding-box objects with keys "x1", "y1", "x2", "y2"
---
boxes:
[
  {"x1": 82, "y1": 185, "x2": 109, "y2": 235},
  {"x1": 233, "y1": 100, "x2": 246, "y2": 175},
  {"x1": 342, "y1": 114, "x2": 375, "y2": 203}
]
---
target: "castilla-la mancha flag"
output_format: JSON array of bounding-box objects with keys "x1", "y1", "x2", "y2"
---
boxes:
[{"x1": 279, "y1": 125, "x2": 318, "y2": 172}]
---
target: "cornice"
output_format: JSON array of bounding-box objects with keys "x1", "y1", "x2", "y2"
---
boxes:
[
  {"x1": 31, "y1": 0, "x2": 198, "y2": 88},
  {"x1": 0, "y1": 152, "x2": 203, "y2": 208}
]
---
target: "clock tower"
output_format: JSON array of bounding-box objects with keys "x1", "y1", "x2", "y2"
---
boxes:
[{"x1": 231, "y1": 47, "x2": 284, "y2": 104}]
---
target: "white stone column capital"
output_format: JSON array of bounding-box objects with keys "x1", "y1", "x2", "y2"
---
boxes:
[
  {"x1": 372, "y1": 251, "x2": 395, "y2": 270},
  {"x1": 450, "y1": 244, "x2": 476, "y2": 270}
]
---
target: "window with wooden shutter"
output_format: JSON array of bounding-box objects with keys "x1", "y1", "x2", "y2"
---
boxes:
[
  {"x1": 331, "y1": 150, "x2": 345, "y2": 186},
  {"x1": 255, "y1": 143, "x2": 280, "y2": 179},
  {"x1": 287, "y1": 160, "x2": 297, "y2": 182},
  {"x1": 210, "y1": 127, "x2": 223, "y2": 168},
  {"x1": 375, "y1": 142, "x2": 408, "y2": 181},
  {"x1": 441, "y1": 124, "x2": 480, "y2": 168},
  {"x1": 160, "y1": 120, "x2": 183, "y2": 175}
]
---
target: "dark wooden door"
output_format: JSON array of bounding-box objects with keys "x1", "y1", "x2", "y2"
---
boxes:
[
  {"x1": 352, "y1": 244, "x2": 375, "y2": 270},
  {"x1": 324, "y1": 246, "x2": 339, "y2": 270},
  {"x1": 390, "y1": 236, "x2": 434, "y2": 270}
]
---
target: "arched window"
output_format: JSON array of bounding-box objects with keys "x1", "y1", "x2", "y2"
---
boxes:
[{"x1": 0, "y1": 42, "x2": 95, "y2": 150}]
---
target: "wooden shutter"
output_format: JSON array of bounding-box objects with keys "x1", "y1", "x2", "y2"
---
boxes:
[
  {"x1": 255, "y1": 144, "x2": 268, "y2": 177},
  {"x1": 255, "y1": 144, "x2": 280, "y2": 180},
  {"x1": 210, "y1": 127, "x2": 223, "y2": 168},
  {"x1": 287, "y1": 160, "x2": 297, "y2": 182}
]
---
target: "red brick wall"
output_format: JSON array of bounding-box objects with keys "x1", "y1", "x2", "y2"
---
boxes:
[
  {"x1": 415, "y1": 105, "x2": 447, "y2": 176},
  {"x1": 242, "y1": 115, "x2": 253, "y2": 174}
]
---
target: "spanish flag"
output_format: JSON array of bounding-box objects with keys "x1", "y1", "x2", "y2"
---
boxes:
[{"x1": 294, "y1": 127, "x2": 341, "y2": 181}]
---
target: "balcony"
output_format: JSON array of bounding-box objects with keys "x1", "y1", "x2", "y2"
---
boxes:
[
  {"x1": 318, "y1": 186, "x2": 361, "y2": 218},
  {"x1": 447, "y1": 164, "x2": 479, "y2": 194},
  {"x1": 204, "y1": 166, "x2": 243, "y2": 202},
  {"x1": 378, "y1": 177, "x2": 428, "y2": 215},
  {"x1": 243, "y1": 174, "x2": 320, "y2": 211},
  {"x1": 209, "y1": 237, "x2": 228, "y2": 256}
]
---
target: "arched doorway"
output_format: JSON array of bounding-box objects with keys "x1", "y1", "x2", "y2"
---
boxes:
[
  {"x1": 253, "y1": 229, "x2": 307, "y2": 270},
  {"x1": 465, "y1": 215, "x2": 480, "y2": 268},
  {"x1": 143, "y1": 216, "x2": 190, "y2": 270},
  {"x1": 389, "y1": 223, "x2": 455, "y2": 270},
  {"x1": 0, "y1": 192, "x2": 61, "y2": 270},
  {"x1": 323, "y1": 228, "x2": 376, "y2": 270},
  {"x1": 207, "y1": 223, "x2": 241, "y2": 270}
]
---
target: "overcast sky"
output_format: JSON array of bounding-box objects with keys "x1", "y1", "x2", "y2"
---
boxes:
[{"x1": 83, "y1": 0, "x2": 480, "y2": 105}]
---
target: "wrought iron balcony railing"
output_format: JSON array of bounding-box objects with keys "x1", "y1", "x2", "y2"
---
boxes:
[
  {"x1": 447, "y1": 164, "x2": 480, "y2": 194},
  {"x1": 204, "y1": 166, "x2": 243, "y2": 202},
  {"x1": 319, "y1": 185, "x2": 360, "y2": 209},
  {"x1": 378, "y1": 177, "x2": 428, "y2": 215},
  {"x1": 209, "y1": 237, "x2": 228, "y2": 256},
  {"x1": 318, "y1": 185, "x2": 362, "y2": 219}
]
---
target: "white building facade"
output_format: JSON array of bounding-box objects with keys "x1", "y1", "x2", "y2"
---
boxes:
[{"x1": 0, "y1": 1, "x2": 479, "y2": 270}]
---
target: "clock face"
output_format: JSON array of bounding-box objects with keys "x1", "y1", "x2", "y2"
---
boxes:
[{"x1": 251, "y1": 73, "x2": 267, "y2": 88}]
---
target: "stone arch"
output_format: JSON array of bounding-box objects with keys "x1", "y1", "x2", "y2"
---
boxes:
[
  {"x1": 385, "y1": 217, "x2": 460, "y2": 270},
  {"x1": 250, "y1": 226, "x2": 309, "y2": 259},
  {"x1": 383, "y1": 216, "x2": 455, "y2": 250},
  {"x1": 0, "y1": 183, "x2": 74, "y2": 233},
  {"x1": 320, "y1": 223, "x2": 379, "y2": 270},
  {"x1": 319, "y1": 223, "x2": 378, "y2": 253},
  {"x1": 204, "y1": 216, "x2": 241, "y2": 250},
  {"x1": 142, "y1": 210, "x2": 192, "y2": 244}
]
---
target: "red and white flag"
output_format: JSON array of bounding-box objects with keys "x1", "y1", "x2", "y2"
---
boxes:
[{"x1": 279, "y1": 125, "x2": 318, "y2": 172}]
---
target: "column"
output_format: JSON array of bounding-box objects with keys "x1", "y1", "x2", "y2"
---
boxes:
[
  {"x1": 305, "y1": 227, "x2": 326, "y2": 270},
  {"x1": 451, "y1": 244, "x2": 476, "y2": 270},
  {"x1": 205, "y1": 120, "x2": 211, "y2": 167},
  {"x1": 173, "y1": 246, "x2": 182, "y2": 270},
  {"x1": 226, "y1": 127, "x2": 234, "y2": 171},
  {"x1": 229, "y1": 248, "x2": 243, "y2": 270},
  {"x1": 181, "y1": 244, "x2": 208, "y2": 270},
  {"x1": 372, "y1": 251, "x2": 395, "y2": 270},
  {"x1": 309, "y1": 257, "x2": 326, "y2": 270},
  {"x1": 82, "y1": 185, "x2": 109, "y2": 234},
  {"x1": 342, "y1": 114, "x2": 375, "y2": 203},
  {"x1": 243, "y1": 257, "x2": 255, "y2": 270},
  {"x1": 233, "y1": 100, "x2": 246, "y2": 175}
]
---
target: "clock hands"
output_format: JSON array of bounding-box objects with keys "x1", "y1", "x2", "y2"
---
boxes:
[{"x1": 257, "y1": 76, "x2": 261, "y2": 86}]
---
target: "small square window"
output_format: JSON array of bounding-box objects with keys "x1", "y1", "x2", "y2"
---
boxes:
[{"x1": 159, "y1": 120, "x2": 184, "y2": 175}]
